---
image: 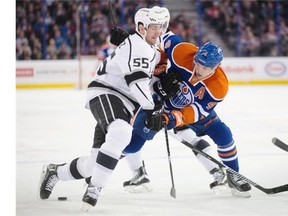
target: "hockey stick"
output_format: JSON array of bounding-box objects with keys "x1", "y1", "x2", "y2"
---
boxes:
[
  {"x1": 182, "y1": 140, "x2": 288, "y2": 195},
  {"x1": 164, "y1": 125, "x2": 176, "y2": 198},
  {"x1": 108, "y1": 0, "x2": 116, "y2": 28},
  {"x1": 272, "y1": 137, "x2": 288, "y2": 152}
]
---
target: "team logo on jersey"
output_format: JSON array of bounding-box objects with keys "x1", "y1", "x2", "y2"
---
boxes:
[
  {"x1": 164, "y1": 40, "x2": 171, "y2": 49},
  {"x1": 170, "y1": 81, "x2": 194, "y2": 108}
]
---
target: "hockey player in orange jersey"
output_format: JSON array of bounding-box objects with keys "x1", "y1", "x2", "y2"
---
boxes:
[
  {"x1": 121, "y1": 36, "x2": 251, "y2": 198},
  {"x1": 151, "y1": 33, "x2": 252, "y2": 197}
]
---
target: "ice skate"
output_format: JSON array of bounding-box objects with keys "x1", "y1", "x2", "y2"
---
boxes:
[
  {"x1": 39, "y1": 164, "x2": 62, "y2": 199},
  {"x1": 227, "y1": 171, "x2": 251, "y2": 198},
  {"x1": 81, "y1": 184, "x2": 102, "y2": 212},
  {"x1": 209, "y1": 168, "x2": 229, "y2": 194},
  {"x1": 123, "y1": 165, "x2": 153, "y2": 193}
]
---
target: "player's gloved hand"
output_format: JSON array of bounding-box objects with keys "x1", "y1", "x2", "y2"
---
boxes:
[
  {"x1": 154, "y1": 63, "x2": 167, "y2": 76},
  {"x1": 110, "y1": 28, "x2": 129, "y2": 46},
  {"x1": 153, "y1": 71, "x2": 182, "y2": 100},
  {"x1": 162, "y1": 110, "x2": 184, "y2": 130},
  {"x1": 144, "y1": 101, "x2": 163, "y2": 132}
]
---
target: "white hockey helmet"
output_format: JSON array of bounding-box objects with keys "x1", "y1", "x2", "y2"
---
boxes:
[
  {"x1": 134, "y1": 7, "x2": 164, "y2": 34},
  {"x1": 152, "y1": 6, "x2": 170, "y2": 34}
]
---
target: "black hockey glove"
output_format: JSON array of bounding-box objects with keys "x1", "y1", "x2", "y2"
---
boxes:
[
  {"x1": 153, "y1": 71, "x2": 182, "y2": 100},
  {"x1": 110, "y1": 28, "x2": 129, "y2": 46},
  {"x1": 144, "y1": 101, "x2": 164, "y2": 132}
]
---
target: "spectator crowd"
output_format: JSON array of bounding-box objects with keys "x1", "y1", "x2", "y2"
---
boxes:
[
  {"x1": 16, "y1": 0, "x2": 288, "y2": 60},
  {"x1": 201, "y1": 0, "x2": 288, "y2": 56}
]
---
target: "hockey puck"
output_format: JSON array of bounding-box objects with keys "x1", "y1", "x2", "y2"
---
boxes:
[{"x1": 58, "y1": 197, "x2": 67, "y2": 201}]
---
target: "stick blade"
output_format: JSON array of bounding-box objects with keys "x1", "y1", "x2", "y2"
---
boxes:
[
  {"x1": 170, "y1": 187, "x2": 176, "y2": 199},
  {"x1": 272, "y1": 137, "x2": 288, "y2": 152}
]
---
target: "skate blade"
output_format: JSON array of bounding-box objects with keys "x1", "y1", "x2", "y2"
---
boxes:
[
  {"x1": 81, "y1": 202, "x2": 93, "y2": 212},
  {"x1": 230, "y1": 188, "x2": 251, "y2": 198},
  {"x1": 37, "y1": 165, "x2": 48, "y2": 200},
  {"x1": 211, "y1": 184, "x2": 230, "y2": 195},
  {"x1": 124, "y1": 183, "x2": 153, "y2": 193}
]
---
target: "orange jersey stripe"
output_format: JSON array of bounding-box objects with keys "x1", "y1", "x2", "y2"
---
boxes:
[{"x1": 218, "y1": 148, "x2": 237, "y2": 157}]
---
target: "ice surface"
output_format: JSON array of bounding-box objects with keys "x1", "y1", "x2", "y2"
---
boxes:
[{"x1": 16, "y1": 86, "x2": 288, "y2": 216}]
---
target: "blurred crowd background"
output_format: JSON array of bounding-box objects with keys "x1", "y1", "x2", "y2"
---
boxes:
[{"x1": 16, "y1": 0, "x2": 288, "y2": 60}]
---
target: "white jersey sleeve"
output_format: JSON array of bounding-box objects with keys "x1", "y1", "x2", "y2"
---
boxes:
[{"x1": 86, "y1": 33, "x2": 157, "y2": 113}]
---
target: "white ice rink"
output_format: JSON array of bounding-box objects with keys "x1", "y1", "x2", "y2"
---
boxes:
[{"x1": 16, "y1": 86, "x2": 288, "y2": 216}]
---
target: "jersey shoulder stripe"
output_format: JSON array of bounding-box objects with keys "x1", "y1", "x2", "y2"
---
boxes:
[
  {"x1": 171, "y1": 43, "x2": 198, "y2": 71},
  {"x1": 202, "y1": 67, "x2": 228, "y2": 100}
]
